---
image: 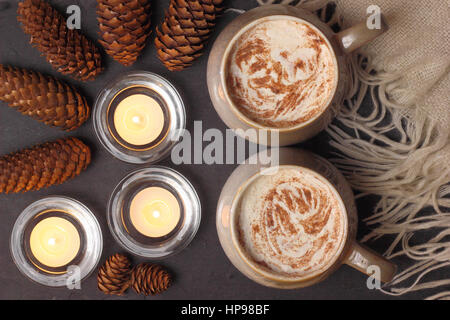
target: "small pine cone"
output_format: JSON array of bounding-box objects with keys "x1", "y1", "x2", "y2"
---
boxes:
[
  {"x1": 155, "y1": 0, "x2": 224, "y2": 71},
  {"x1": 0, "y1": 65, "x2": 90, "y2": 131},
  {"x1": 17, "y1": 0, "x2": 103, "y2": 81},
  {"x1": 97, "y1": 0, "x2": 152, "y2": 66},
  {"x1": 97, "y1": 253, "x2": 132, "y2": 296},
  {"x1": 0, "y1": 137, "x2": 91, "y2": 194},
  {"x1": 130, "y1": 263, "x2": 172, "y2": 296}
]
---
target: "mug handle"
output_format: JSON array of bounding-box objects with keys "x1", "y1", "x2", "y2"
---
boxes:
[
  {"x1": 335, "y1": 14, "x2": 388, "y2": 54},
  {"x1": 344, "y1": 242, "x2": 397, "y2": 283}
]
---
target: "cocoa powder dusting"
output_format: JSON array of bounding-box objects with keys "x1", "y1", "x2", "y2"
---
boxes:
[
  {"x1": 249, "y1": 58, "x2": 267, "y2": 74},
  {"x1": 295, "y1": 59, "x2": 305, "y2": 72},
  {"x1": 300, "y1": 197, "x2": 332, "y2": 235},
  {"x1": 234, "y1": 38, "x2": 267, "y2": 72},
  {"x1": 242, "y1": 171, "x2": 344, "y2": 279},
  {"x1": 226, "y1": 19, "x2": 336, "y2": 128}
]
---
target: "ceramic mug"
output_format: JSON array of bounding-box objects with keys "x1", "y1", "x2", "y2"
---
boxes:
[
  {"x1": 207, "y1": 4, "x2": 388, "y2": 146},
  {"x1": 216, "y1": 148, "x2": 396, "y2": 288}
]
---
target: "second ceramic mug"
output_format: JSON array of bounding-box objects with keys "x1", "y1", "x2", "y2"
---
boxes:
[
  {"x1": 217, "y1": 148, "x2": 396, "y2": 288},
  {"x1": 207, "y1": 4, "x2": 388, "y2": 146}
]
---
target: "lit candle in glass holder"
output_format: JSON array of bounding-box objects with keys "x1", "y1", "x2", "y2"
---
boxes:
[
  {"x1": 108, "y1": 167, "x2": 201, "y2": 258},
  {"x1": 11, "y1": 197, "x2": 102, "y2": 287},
  {"x1": 94, "y1": 71, "x2": 185, "y2": 164}
]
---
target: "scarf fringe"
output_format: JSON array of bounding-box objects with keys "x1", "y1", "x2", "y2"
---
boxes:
[{"x1": 327, "y1": 52, "x2": 450, "y2": 299}]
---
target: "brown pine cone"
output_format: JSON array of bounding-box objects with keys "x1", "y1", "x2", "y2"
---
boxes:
[
  {"x1": 17, "y1": 0, "x2": 103, "y2": 81},
  {"x1": 97, "y1": 253, "x2": 132, "y2": 296},
  {"x1": 130, "y1": 263, "x2": 172, "y2": 295},
  {"x1": 154, "y1": 0, "x2": 224, "y2": 71},
  {"x1": 0, "y1": 137, "x2": 91, "y2": 194},
  {"x1": 97, "y1": 0, "x2": 152, "y2": 66},
  {"x1": 0, "y1": 65, "x2": 90, "y2": 131}
]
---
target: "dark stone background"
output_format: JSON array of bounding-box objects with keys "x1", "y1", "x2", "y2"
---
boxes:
[{"x1": 0, "y1": 0, "x2": 426, "y2": 300}]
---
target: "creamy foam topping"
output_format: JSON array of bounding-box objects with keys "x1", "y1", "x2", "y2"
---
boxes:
[
  {"x1": 237, "y1": 167, "x2": 345, "y2": 278},
  {"x1": 226, "y1": 18, "x2": 336, "y2": 128}
]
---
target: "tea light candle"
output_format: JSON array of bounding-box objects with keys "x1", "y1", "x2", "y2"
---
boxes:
[
  {"x1": 94, "y1": 72, "x2": 186, "y2": 164},
  {"x1": 130, "y1": 187, "x2": 181, "y2": 238},
  {"x1": 108, "y1": 167, "x2": 200, "y2": 258},
  {"x1": 29, "y1": 216, "x2": 81, "y2": 268},
  {"x1": 113, "y1": 94, "x2": 165, "y2": 146},
  {"x1": 11, "y1": 196, "x2": 103, "y2": 287}
]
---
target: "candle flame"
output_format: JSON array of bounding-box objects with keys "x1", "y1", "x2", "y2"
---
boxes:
[
  {"x1": 152, "y1": 210, "x2": 161, "y2": 218},
  {"x1": 132, "y1": 115, "x2": 141, "y2": 124}
]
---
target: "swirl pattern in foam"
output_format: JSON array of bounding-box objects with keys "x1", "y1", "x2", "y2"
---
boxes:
[
  {"x1": 236, "y1": 167, "x2": 345, "y2": 279},
  {"x1": 226, "y1": 17, "x2": 337, "y2": 128}
]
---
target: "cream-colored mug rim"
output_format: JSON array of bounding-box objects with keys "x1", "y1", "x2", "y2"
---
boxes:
[
  {"x1": 229, "y1": 165, "x2": 349, "y2": 283},
  {"x1": 220, "y1": 14, "x2": 340, "y2": 133}
]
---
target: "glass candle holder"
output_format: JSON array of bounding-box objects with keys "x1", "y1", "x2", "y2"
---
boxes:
[
  {"x1": 108, "y1": 167, "x2": 201, "y2": 258},
  {"x1": 94, "y1": 71, "x2": 186, "y2": 164},
  {"x1": 10, "y1": 196, "x2": 103, "y2": 287}
]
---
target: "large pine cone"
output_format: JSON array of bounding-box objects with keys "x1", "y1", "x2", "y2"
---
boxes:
[
  {"x1": 17, "y1": 0, "x2": 103, "y2": 81},
  {"x1": 130, "y1": 263, "x2": 172, "y2": 295},
  {"x1": 97, "y1": 253, "x2": 132, "y2": 296},
  {"x1": 0, "y1": 137, "x2": 91, "y2": 194},
  {"x1": 97, "y1": 0, "x2": 152, "y2": 66},
  {"x1": 0, "y1": 65, "x2": 90, "y2": 131},
  {"x1": 154, "y1": 0, "x2": 224, "y2": 71}
]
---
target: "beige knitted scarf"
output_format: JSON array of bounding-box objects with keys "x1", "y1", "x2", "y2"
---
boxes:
[{"x1": 255, "y1": 0, "x2": 450, "y2": 299}]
